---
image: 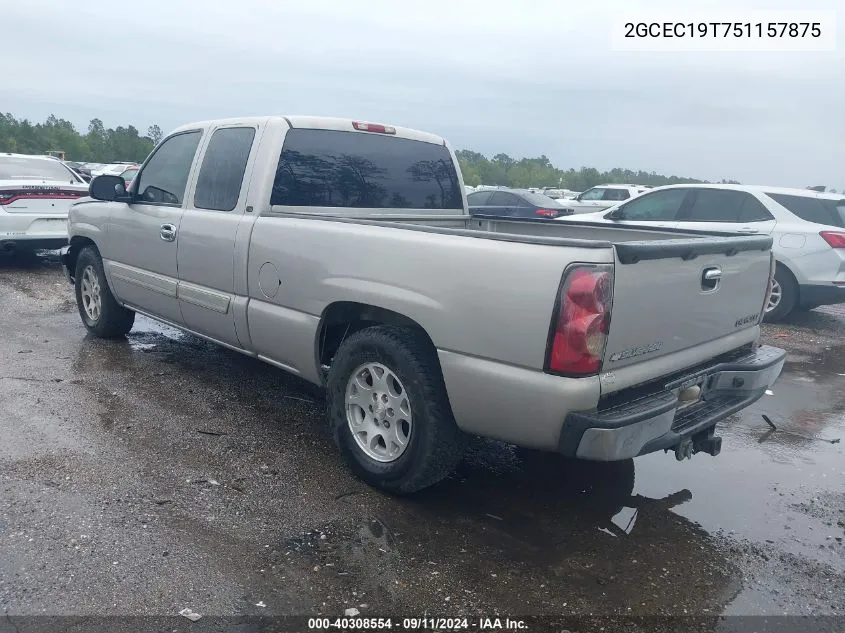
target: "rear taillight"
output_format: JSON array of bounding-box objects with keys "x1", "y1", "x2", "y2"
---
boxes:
[
  {"x1": 820, "y1": 231, "x2": 845, "y2": 248},
  {"x1": 352, "y1": 121, "x2": 396, "y2": 135},
  {"x1": 535, "y1": 208, "x2": 560, "y2": 218},
  {"x1": 546, "y1": 264, "x2": 613, "y2": 376},
  {"x1": 0, "y1": 189, "x2": 83, "y2": 205}
]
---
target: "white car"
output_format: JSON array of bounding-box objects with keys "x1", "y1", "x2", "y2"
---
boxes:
[
  {"x1": 557, "y1": 183, "x2": 845, "y2": 321},
  {"x1": 567, "y1": 184, "x2": 650, "y2": 214},
  {"x1": 542, "y1": 187, "x2": 582, "y2": 200},
  {"x1": 0, "y1": 153, "x2": 90, "y2": 252},
  {"x1": 90, "y1": 163, "x2": 133, "y2": 177}
]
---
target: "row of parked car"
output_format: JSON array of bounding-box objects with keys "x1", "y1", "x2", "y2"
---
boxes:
[
  {"x1": 466, "y1": 184, "x2": 655, "y2": 219},
  {"x1": 64, "y1": 160, "x2": 140, "y2": 185}
]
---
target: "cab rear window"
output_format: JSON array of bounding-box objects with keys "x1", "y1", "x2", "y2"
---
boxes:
[
  {"x1": 271, "y1": 129, "x2": 463, "y2": 210},
  {"x1": 767, "y1": 193, "x2": 845, "y2": 228}
]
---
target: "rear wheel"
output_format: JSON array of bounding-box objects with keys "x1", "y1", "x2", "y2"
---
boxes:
[
  {"x1": 326, "y1": 325, "x2": 467, "y2": 494},
  {"x1": 74, "y1": 246, "x2": 135, "y2": 338},
  {"x1": 763, "y1": 265, "x2": 797, "y2": 323}
]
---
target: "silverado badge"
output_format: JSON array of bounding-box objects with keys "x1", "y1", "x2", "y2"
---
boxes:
[{"x1": 609, "y1": 341, "x2": 663, "y2": 363}]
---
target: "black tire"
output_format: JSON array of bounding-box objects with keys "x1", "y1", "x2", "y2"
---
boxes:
[
  {"x1": 74, "y1": 246, "x2": 135, "y2": 338},
  {"x1": 763, "y1": 265, "x2": 797, "y2": 323},
  {"x1": 327, "y1": 325, "x2": 468, "y2": 494}
]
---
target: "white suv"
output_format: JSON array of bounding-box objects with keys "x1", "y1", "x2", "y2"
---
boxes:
[
  {"x1": 557, "y1": 184, "x2": 845, "y2": 321},
  {"x1": 566, "y1": 184, "x2": 650, "y2": 214}
]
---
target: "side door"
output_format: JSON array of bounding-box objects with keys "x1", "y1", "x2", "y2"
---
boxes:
[
  {"x1": 605, "y1": 188, "x2": 691, "y2": 228},
  {"x1": 676, "y1": 188, "x2": 777, "y2": 234},
  {"x1": 569, "y1": 187, "x2": 607, "y2": 213},
  {"x1": 104, "y1": 130, "x2": 203, "y2": 325},
  {"x1": 176, "y1": 125, "x2": 260, "y2": 348}
]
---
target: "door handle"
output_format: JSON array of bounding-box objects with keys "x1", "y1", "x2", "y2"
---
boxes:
[
  {"x1": 702, "y1": 266, "x2": 722, "y2": 291},
  {"x1": 738, "y1": 227, "x2": 758, "y2": 233},
  {"x1": 160, "y1": 224, "x2": 177, "y2": 242}
]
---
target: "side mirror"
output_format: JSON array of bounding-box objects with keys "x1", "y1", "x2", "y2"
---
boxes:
[
  {"x1": 89, "y1": 175, "x2": 130, "y2": 202},
  {"x1": 605, "y1": 208, "x2": 625, "y2": 220}
]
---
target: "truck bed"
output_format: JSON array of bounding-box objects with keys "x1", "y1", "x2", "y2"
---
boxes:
[
  {"x1": 254, "y1": 210, "x2": 773, "y2": 393},
  {"x1": 267, "y1": 209, "x2": 772, "y2": 254}
]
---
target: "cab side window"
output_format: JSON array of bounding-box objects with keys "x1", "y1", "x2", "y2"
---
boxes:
[
  {"x1": 135, "y1": 131, "x2": 202, "y2": 205},
  {"x1": 194, "y1": 127, "x2": 256, "y2": 212}
]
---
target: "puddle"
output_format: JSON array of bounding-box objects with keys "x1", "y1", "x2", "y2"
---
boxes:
[
  {"x1": 628, "y1": 346, "x2": 845, "y2": 576},
  {"x1": 127, "y1": 316, "x2": 185, "y2": 351}
]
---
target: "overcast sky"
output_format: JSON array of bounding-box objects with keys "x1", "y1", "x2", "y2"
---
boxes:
[{"x1": 2, "y1": 0, "x2": 842, "y2": 187}]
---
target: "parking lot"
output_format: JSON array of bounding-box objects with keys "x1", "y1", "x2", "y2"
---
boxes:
[{"x1": 1, "y1": 252, "x2": 843, "y2": 628}]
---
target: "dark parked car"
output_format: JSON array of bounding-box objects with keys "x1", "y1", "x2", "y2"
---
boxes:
[
  {"x1": 64, "y1": 161, "x2": 92, "y2": 182},
  {"x1": 467, "y1": 189, "x2": 574, "y2": 219}
]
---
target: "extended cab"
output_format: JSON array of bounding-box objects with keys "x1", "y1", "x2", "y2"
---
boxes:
[{"x1": 62, "y1": 116, "x2": 785, "y2": 493}]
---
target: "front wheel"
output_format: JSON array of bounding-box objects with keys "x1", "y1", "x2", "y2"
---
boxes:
[
  {"x1": 74, "y1": 246, "x2": 135, "y2": 338},
  {"x1": 326, "y1": 325, "x2": 467, "y2": 494}
]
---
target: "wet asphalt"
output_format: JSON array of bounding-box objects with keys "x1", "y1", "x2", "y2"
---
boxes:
[{"x1": 0, "y1": 251, "x2": 843, "y2": 627}]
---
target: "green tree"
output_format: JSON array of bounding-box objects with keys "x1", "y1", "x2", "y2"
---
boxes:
[
  {"x1": 0, "y1": 113, "x2": 158, "y2": 163},
  {"x1": 147, "y1": 124, "x2": 163, "y2": 145},
  {"x1": 456, "y1": 150, "x2": 720, "y2": 190}
]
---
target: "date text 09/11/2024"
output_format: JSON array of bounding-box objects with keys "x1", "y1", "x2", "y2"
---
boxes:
[{"x1": 307, "y1": 617, "x2": 529, "y2": 630}]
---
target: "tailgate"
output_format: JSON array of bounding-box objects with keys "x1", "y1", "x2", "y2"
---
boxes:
[{"x1": 603, "y1": 235, "x2": 773, "y2": 372}]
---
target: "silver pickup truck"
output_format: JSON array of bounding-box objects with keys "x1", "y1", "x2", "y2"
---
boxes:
[{"x1": 61, "y1": 116, "x2": 786, "y2": 493}]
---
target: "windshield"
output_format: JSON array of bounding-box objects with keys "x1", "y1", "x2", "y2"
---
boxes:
[{"x1": 0, "y1": 156, "x2": 81, "y2": 182}]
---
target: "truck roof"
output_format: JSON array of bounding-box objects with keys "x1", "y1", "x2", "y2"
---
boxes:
[{"x1": 170, "y1": 116, "x2": 446, "y2": 147}]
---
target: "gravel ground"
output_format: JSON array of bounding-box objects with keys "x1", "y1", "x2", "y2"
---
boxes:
[{"x1": 0, "y1": 252, "x2": 842, "y2": 632}]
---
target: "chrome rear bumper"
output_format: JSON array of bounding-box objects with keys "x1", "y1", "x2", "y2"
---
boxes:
[{"x1": 559, "y1": 345, "x2": 786, "y2": 461}]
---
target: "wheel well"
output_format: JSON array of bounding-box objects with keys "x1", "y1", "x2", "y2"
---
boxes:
[
  {"x1": 774, "y1": 261, "x2": 801, "y2": 302},
  {"x1": 316, "y1": 302, "x2": 435, "y2": 377},
  {"x1": 775, "y1": 261, "x2": 798, "y2": 290},
  {"x1": 66, "y1": 236, "x2": 97, "y2": 280}
]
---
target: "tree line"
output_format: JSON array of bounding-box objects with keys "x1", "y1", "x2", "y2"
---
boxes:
[
  {"x1": 457, "y1": 150, "x2": 741, "y2": 191},
  {"x1": 1, "y1": 112, "x2": 738, "y2": 189},
  {"x1": 0, "y1": 113, "x2": 162, "y2": 164}
]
